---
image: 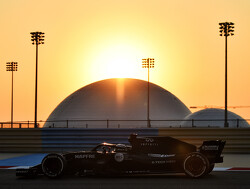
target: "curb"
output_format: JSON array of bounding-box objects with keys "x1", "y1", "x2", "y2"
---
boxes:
[{"x1": 214, "y1": 167, "x2": 250, "y2": 171}]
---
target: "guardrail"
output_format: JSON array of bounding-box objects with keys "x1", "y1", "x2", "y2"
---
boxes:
[
  {"x1": 0, "y1": 129, "x2": 42, "y2": 152},
  {"x1": 0, "y1": 128, "x2": 250, "y2": 153},
  {"x1": 1, "y1": 118, "x2": 249, "y2": 128}
]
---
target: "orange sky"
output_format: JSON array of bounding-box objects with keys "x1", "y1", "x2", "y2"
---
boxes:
[{"x1": 0, "y1": 0, "x2": 250, "y2": 122}]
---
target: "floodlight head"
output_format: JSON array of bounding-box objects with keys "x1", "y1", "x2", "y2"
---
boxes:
[
  {"x1": 219, "y1": 22, "x2": 235, "y2": 37},
  {"x1": 6, "y1": 62, "x2": 18, "y2": 72},
  {"x1": 30, "y1": 31, "x2": 45, "y2": 45},
  {"x1": 142, "y1": 58, "x2": 155, "y2": 69}
]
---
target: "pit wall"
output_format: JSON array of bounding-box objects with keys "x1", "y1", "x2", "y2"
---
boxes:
[{"x1": 0, "y1": 128, "x2": 249, "y2": 153}]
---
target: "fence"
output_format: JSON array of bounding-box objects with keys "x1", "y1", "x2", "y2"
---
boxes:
[
  {"x1": 0, "y1": 119, "x2": 249, "y2": 129},
  {"x1": 0, "y1": 122, "x2": 36, "y2": 129}
]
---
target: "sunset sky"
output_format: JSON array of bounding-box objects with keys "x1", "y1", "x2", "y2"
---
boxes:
[{"x1": 0, "y1": 0, "x2": 249, "y2": 122}]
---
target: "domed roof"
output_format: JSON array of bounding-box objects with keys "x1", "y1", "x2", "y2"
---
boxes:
[
  {"x1": 181, "y1": 108, "x2": 249, "y2": 128},
  {"x1": 44, "y1": 78, "x2": 191, "y2": 128}
]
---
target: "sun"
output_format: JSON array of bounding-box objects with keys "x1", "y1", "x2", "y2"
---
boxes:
[{"x1": 92, "y1": 43, "x2": 145, "y2": 79}]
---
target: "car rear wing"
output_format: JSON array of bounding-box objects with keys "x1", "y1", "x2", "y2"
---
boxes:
[{"x1": 199, "y1": 140, "x2": 226, "y2": 163}]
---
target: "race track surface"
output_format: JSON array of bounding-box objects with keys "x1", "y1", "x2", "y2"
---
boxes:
[{"x1": 1, "y1": 170, "x2": 250, "y2": 189}]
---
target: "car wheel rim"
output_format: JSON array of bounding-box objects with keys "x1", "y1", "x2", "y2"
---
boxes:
[
  {"x1": 42, "y1": 155, "x2": 64, "y2": 178},
  {"x1": 184, "y1": 153, "x2": 207, "y2": 178}
]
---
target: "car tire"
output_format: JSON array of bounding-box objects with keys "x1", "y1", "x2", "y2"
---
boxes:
[
  {"x1": 207, "y1": 163, "x2": 215, "y2": 174},
  {"x1": 183, "y1": 152, "x2": 209, "y2": 178},
  {"x1": 41, "y1": 153, "x2": 66, "y2": 178}
]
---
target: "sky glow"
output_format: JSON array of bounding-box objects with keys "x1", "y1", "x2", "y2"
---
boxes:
[{"x1": 0, "y1": 0, "x2": 249, "y2": 122}]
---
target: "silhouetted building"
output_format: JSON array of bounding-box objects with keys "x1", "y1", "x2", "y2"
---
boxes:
[
  {"x1": 44, "y1": 78, "x2": 191, "y2": 128},
  {"x1": 181, "y1": 108, "x2": 249, "y2": 128}
]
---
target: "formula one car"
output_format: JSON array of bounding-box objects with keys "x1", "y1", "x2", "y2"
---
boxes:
[{"x1": 16, "y1": 134, "x2": 225, "y2": 178}]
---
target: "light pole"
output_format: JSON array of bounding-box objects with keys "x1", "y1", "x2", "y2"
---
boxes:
[
  {"x1": 30, "y1": 31, "x2": 45, "y2": 128},
  {"x1": 6, "y1": 62, "x2": 18, "y2": 128},
  {"x1": 142, "y1": 58, "x2": 154, "y2": 128},
  {"x1": 219, "y1": 22, "x2": 234, "y2": 127}
]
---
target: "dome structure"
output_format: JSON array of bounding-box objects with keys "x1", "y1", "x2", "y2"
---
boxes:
[
  {"x1": 181, "y1": 108, "x2": 249, "y2": 128},
  {"x1": 44, "y1": 78, "x2": 191, "y2": 128}
]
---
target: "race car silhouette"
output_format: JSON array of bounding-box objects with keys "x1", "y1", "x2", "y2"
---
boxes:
[{"x1": 16, "y1": 133, "x2": 225, "y2": 178}]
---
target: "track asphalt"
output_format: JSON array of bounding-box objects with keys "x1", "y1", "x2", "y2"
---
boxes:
[
  {"x1": 0, "y1": 153, "x2": 250, "y2": 171},
  {"x1": 0, "y1": 153, "x2": 250, "y2": 189},
  {"x1": 1, "y1": 170, "x2": 250, "y2": 189}
]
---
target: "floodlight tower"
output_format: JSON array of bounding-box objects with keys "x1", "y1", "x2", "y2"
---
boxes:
[
  {"x1": 30, "y1": 31, "x2": 45, "y2": 128},
  {"x1": 6, "y1": 62, "x2": 18, "y2": 128},
  {"x1": 142, "y1": 58, "x2": 155, "y2": 128},
  {"x1": 219, "y1": 22, "x2": 234, "y2": 127}
]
